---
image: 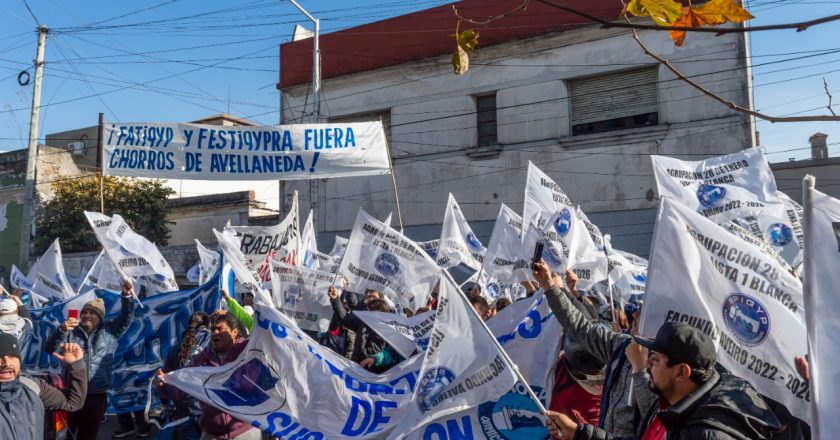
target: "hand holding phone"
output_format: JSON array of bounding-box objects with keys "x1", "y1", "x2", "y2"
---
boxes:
[
  {"x1": 531, "y1": 241, "x2": 544, "y2": 270},
  {"x1": 68, "y1": 309, "x2": 79, "y2": 320}
]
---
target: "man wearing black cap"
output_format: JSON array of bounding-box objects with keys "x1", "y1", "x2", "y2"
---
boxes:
[
  {"x1": 546, "y1": 321, "x2": 782, "y2": 440},
  {"x1": 0, "y1": 332, "x2": 88, "y2": 439}
]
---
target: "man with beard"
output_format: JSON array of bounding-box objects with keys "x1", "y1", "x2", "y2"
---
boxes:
[
  {"x1": 0, "y1": 333, "x2": 88, "y2": 439},
  {"x1": 156, "y1": 313, "x2": 259, "y2": 440},
  {"x1": 545, "y1": 322, "x2": 782, "y2": 440},
  {"x1": 45, "y1": 280, "x2": 135, "y2": 440}
]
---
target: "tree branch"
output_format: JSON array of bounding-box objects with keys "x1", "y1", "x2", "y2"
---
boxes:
[
  {"x1": 535, "y1": 0, "x2": 840, "y2": 34},
  {"x1": 824, "y1": 77, "x2": 837, "y2": 117},
  {"x1": 627, "y1": 25, "x2": 840, "y2": 122}
]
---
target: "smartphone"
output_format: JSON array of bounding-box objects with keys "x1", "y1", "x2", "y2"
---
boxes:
[
  {"x1": 68, "y1": 309, "x2": 79, "y2": 320},
  {"x1": 531, "y1": 241, "x2": 545, "y2": 269}
]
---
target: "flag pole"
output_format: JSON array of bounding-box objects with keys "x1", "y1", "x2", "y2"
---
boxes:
[
  {"x1": 381, "y1": 116, "x2": 404, "y2": 232},
  {"x1": 440, "y1": 268, "x2": 549, "y2": 416},
  {"x1": 801, "y1": 174, "x2": 820, "y2": 440}
]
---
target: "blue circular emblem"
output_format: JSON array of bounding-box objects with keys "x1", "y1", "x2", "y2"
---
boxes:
[
  {"x1": 154, "y1": 273, "x2": 167, "y2": 281},
  {"x1": 696, "y1": 184, "x2": 727, "y2": 208},
  {"x1": 486, "y1": 282, "x2": 501, "y2": 299},
  {"x1": 417, "y1": 367, "x2": 456, "y2": 412},
  {"x1": 553, "y1": 208, "x2": 572, "y2": 237},
  {"x1": 303, "y1": 250, "x2": 314, "y2": 267},
  {"x1": 374, "y1": 253, "x2": 400, "y2": 276},
  {"x1": 466, "y1": 232, "x2": 483, "y2": 251},
  {"x1": 633, "y1": 273, "x2": 647, "y2": 283},
  {"x1": 477, "y1": 385, "x2": 547, "y2": 440},
  {"x1": 722, "y1": 293, "x2": 770, "y2": 347},
  {"x1": 416, "y1": 337, "x2": 430, "y2": 351},
  {"x1": 766, "y1": 223, "x2": 793, "y2": 247}
]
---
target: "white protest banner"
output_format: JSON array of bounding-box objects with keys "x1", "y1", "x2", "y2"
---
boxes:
[
  {"x1": 84, "y1": 211, "x2": 179, "y2": 294},
  {"x1": 27, "y1": 239, "x2": 75, "y2": 300},
  {"x1": 640, "y1": 197, "x2": 809, "y2": 422},
  {"x1": 10, "y1": 264, "x2": 35, "y2": 292},
  {"x1": 576, "y1": 206, "x2": 606, "y2": 251},
  {"x1": 484, "y1": 204, "x2": 532, "y2": 284},
  {"x1": 403, "y1": 291, "x2": 563, "y2": 439},
  {"x1": 395, "y1": 275, "x2": 518, "y2": 436},
  {"x1": 522, "y1": 161, "x2": 574, "y2": 230},
  {"x1": 22, "y1": 291, "x2": 96, "y2": 371},
  {"x1": 103, "y1": 121, "x2": 391, "y2": 180},
  {"x1": 728, "y1": 191, "x2": 804, "y2": 270},
  {"x1": 521, "y1": 210, "x2": 607, "y2": 291},
  {"x1": 339, "y1": 209, "x2": 439, "y2": 312},
  {"x1": 167, "y1": 303, "x2": 424, "y2": 438},
  {"x1": 723, "y1": 222, "x2": 793, "y2": 273},
  {"x1": 591, "y1": 242, "x2": 648, "y2": 304},
  {"x1": 213, "y1": 229, "x2": 270, "y2": 303},
  {"x1": 354, "y1": 310, "x2": 436, "y2": 359},
  {"x1": 269, "y1": 260, "x2": 334, "y2": 332},
  {"x1": 418, "y1": 240, "x2": 440, "y2": 262},
  {"x1": 78, "y1": 251, "x2": 128, "y2": 293},
  {"x1": 651, "y1": 149, "x2": 785, "y2": 222},
  {"x1": 310, "y1": 250, "x2": 341, "y2": 274},
  {"x1": 230, "y1": 191, "x2": 299, "y2": 282},
  {"x1": 196, "y1": 239, "x2": 221, "y2": 285},
  {"x1": 802, "y1": 179, "x2": 840, "y2": 440},
  {"x1": 300, "y1": 209, "x2": 319, "y2": 270},
  {"x1": 438, "y1": 194, "x2": 486, "y2": 271},
  {"x1": 330, "y1": 235, "x2": 349, "y2": 257}
]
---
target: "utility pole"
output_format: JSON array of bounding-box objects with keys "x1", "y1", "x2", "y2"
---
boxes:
[
  {"x1": 18, "y1": 25, "x2": 48, "y2": 272},
  {"x1": 288, "y1": 0, "x2": 321, "y2": 123}
]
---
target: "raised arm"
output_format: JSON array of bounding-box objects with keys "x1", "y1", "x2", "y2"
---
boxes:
[{"x1": 39, "y1": 343, "x2": 88, "y2": 411}]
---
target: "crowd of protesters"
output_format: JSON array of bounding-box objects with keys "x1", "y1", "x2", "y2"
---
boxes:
[{"x1": 0, "y1": 257, "x2": 811, "y2": 440}]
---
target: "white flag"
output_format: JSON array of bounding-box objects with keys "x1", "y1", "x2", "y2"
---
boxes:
[
  {"x1": 330, "y1": 235, "x2": 349, "y2": 257},
  {"x1": 651, "y1": 149, "x2": 785, "y2": 222},
  {"x1": 521, "y1": 210, "x2": 607, "y2": 291},
  {"x1": 576, "y1": 206, "x2": 606, "y2": 251},
  {"x1": 230, "y1": 191, "x2": 300, "y2": 282},
  {"x1": 213, "y1": 228, "x2": 271, "y2": 304},
  {"x1": 437, "y1": 194, "x2": 486, "y2": 271},
  {"x1": 641, "y1": 197, "x2": 809, "y2": 422},
  {"x1": 310, "y1": 250, "x2": 341, "y2": 274},
  {"x1": 396, "y1": 275, "x2": 518, "y2": 436},
  {"x1": 354, "y1": 310, "x2": 436, "y2": 359},
  {"x1": 196, "y1": 239, "x2": 221, "y2": 285},
  {"x1": 484, "y1": 204, "x2": 531, "y2": 283},
  {"x1": 10, "y1": 265, "x2": 35, "y2": 293},
  {"x1": 84, "y1": 211, "x2": 179, "y2": 294},
  {"x1": 339, "y1": 209, "x2": 439, "y2": 312},
  {"x1": 269, "y1": 260, "x2": 334, "y2": 332},
  {"x1": 802, "y1": 181, "x2": 840, "y2": 439},
  {"x1": 27, "y1": 239, "x2": 75, "y2": 300},
  {"x1": 728, "y1": 191, "x2": 804, "y2": 270},
  {"x1": 300, "y1": 209, "x2": 319, "y2": 270},
  {"x1": 78, "y1": 250, "x2": 127, "y2": 293},
  {"x1": 522, "y1": 161, "x2": 575, "y2": 230},
  {"x1": 418, "y1": 240, "x2": 440, "y2": 262}
]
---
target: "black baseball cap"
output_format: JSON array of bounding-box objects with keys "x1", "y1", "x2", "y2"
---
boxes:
[
  {"x1": 0, "y1": 332, "x2": 21, "y2": 359},
  {"x1": 634, "y1": 322, "x2": 716, "y2": 372}
]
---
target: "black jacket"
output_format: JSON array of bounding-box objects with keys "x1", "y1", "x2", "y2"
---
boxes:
[{"x1": 330, "y1": 297, "x2": 392, "y2": 371}]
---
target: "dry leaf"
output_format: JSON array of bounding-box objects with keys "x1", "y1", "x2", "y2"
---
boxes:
[
  {"x1": 451, "y1": 29, "x2": 479, "y2": 75},
  {"x1": 692, "y1": 0, "x2": 754, "y2": 26},
  {"x1": 669, "y1": 7, "x2": 708, "y2": 46},
  {"x1": 625, "y1": 0, "x2": 683, "y2": 26}
]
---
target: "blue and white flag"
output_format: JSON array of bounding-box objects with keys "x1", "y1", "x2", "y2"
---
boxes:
[
  {"x1": 300, "y1": 209, "x2": 320, "y2": 270},
  {"x1": 802, "y1": 179, "x2": 840, "y2": 440},
  {"x1": 484, "y1": 204, "x2": 531, "y2": 284},
  {"x1": 269, "y1": 260, "x2": 334, "y2": 332},
  {"x1": 27, "y1": 239, "x2": 75, "y2": 301},
  {"x1": 651, "y1": 149, "x2": 785, "y2": 222},
  {"x1": 438, "y1": 194, "x2": 486, "y2": 271},
  {"x1": 339, "y1": 209, "x2": 439, "y2": 313},
  {"x1": 640, "y1": 197, "x2": 809, "y2": 422},
  {"x1": 78, "y1": 250, "x2": 126, "y2": 294},
  {"x1": 196, "y1": 239, "x2": 221, "y2": 285},
  {"x1": 213, "y1": 228, "x2": 270, "y2": 303}
]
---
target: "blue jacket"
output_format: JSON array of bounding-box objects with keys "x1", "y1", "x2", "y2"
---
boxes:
[{"x1": 45, "y1": 294, "x2": 134, "y2": 393}]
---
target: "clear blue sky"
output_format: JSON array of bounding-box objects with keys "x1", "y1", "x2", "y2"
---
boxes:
[{"x1": 1, "y1": 0, "x2": 838, "y2": 207}]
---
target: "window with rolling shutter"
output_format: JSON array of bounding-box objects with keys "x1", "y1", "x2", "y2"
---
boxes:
[
  {"x1": 569, "y1": 67, "x2": 659, "y2": 136},
  {"x1": 328, "y1": 110, "x2": 391, "y2": 141},
  {"x1": 476, "y1": 94, "x2": 498, "y2": 148}
]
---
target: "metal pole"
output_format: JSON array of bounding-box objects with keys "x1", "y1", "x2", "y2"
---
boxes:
[
  {"x1": 381, "y1": 116, "x2": 404, "y2": 231},
  {"x1": 98, "y1": 112, "x2": 105, "y2": 214},
  {"x1": 287, "y1": 0, "x2": 320, "y2": 122},
  {"x1": 18, "y1": 25, "x2": 48, "y2": 272},
  {"x1": 801, "y1": 175, "x2": 820, "y2": 440}
]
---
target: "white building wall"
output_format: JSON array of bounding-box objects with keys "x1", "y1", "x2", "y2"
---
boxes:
[{"x1": 280, "y1": 25, "x2": 753, "y2": 256}]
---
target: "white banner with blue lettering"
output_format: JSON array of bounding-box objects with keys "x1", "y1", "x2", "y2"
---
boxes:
[
  {"x1": 803, "y1": 183, "x2": 840, "y2": 439},
  {"x1": 640, "y1": 197, "x2": 809, "y2": 423},
  {"x1": 727, "y1": 191, "x2": 804, "y2": 271},
  {"x1": 522, "y1": 161, "x2": 575, "y2": 231},
  {"x1": 27, "y1": 239, "x2": 75, "y2": 300},
  {"x1": 269, "y1": 260, "x2": 334, "y2": 332},
  {"x1": 22, "y1": 269, "x2": 223, "y2": 413},
  {"x1": 438, "y1": 194, "x2": 486, "y2": 271},
  {"x1": 339, "y1": 209, "x2": 439, "y2": 313},
  {"x1": 164, "y1": 286, "x2": 561, "y2": 439},
  {"x1": 354, "y1": 310, "x2": 436, "y2": 359},
  {"x1": 484, "y1": 204, "x2": 532, "y2": 284},
  {"x1": 651, "y1": 149, "x2": 785, "y2": 222},
  {"x1": 103, "y1": 122, "x2": 391, "y2": 180}
]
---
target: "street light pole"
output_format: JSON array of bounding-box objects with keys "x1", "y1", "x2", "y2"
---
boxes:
[
  {"x1": 288, "y1": 0, "x2": 321, "y2": 123},
  {"x1": 19, "y1": 25, "x2": 48, "y2": 271}
]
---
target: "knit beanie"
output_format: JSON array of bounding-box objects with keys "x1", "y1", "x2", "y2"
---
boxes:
[
  {"x1": 0, "y1": 332, "x2": 21, "y2": 359},
  {"x1": 82, "y1": 298, "x2": 106, "y2": 320}
]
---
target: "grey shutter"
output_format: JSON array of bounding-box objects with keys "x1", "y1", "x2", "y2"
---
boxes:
[
  {"x1": 569, "y1": 67, "x2": 659, "y2": 126},
  {"x1": 328, "y1": 110, "x2": 391, "y2": 140}
]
